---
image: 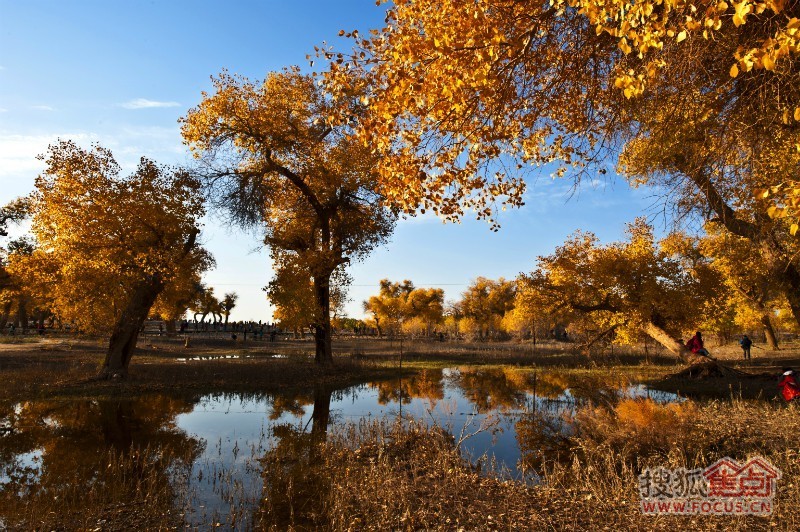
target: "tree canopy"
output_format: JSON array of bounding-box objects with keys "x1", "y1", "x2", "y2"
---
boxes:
[
  {"x1": 362, "y1": 279, "x2": 444, "y2": 336},
  {"x1": 321, "y1": 0, "x2": 800, "y2": 331},
  {"x1": 326, "y1": 0, "x2": 799, "y2": 222},
  {"x1": 182, "y1": 69, "x2": 396, "y2": 363},
  {"x1": 518, "y1": 219, "x2": 721, "y2": 363},
  {"x1": 22, "y1": 140, "x2": 210, "y2": 377}
]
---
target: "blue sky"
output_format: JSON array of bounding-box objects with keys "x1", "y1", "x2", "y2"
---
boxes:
[{"x1": 0, "y1": 1, "x2": 660, "y2": 321}]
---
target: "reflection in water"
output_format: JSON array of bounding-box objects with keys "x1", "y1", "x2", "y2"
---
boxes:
[
  {"x1": 258, "y1": 385, "x2": 333, "y2": 529},
  {"x1": 0, "y1": 368, "x2": 681, "y2": 528},
  {"x1": 371, "y1": 369, "x2": 444, "y2": 405},
  {"x1": 455, "y1": 367, "x2": 533, "y2": 410},
  {"x1": 0, "y1": 395, "x2": 202, "y2": 529}
]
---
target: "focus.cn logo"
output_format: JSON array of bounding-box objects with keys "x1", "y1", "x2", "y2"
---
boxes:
[{"x1": 639, "y1": 456, "x2": 781, "y2": 515}]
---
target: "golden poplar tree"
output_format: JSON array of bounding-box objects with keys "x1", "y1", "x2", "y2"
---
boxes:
[
  {"x1": 363, "y1": 279, "x2": 445, "y2": 337},
  {"x1": 696, "y1": 223, "x2": 785, "y2": 348},
  {"x1": 25, "y1": 140, "x2": 210, "y2": 378},
  {"x1": 327, "y1": 0, "x2": 798, "y2": 213},
  {"x1": 0, "y1": 199, "x2": 33, "y2": 330},
  {"x1": 518, "y1": 219, "x2": 722, "y2": 364},
  {"x1": 362, "y1": 279, "x2": 415, "y2": 336},
  {"x1": 266, "y1": 252, "x2": 349, "y2": 338},
  {"x1": 458, "y1": 277, "x2": 516, "y2": 340},
  {"x1": 181, "y1": 69, "x2": 395, "y2": 363}
]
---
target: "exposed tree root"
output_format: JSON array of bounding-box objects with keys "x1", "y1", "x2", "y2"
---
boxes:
[
  {"x1": 667, "y1": 358, "x2": 753, "y2": 380},
  {"x1": 96, "y1": 368, "x2": 128, "y2": 381}
]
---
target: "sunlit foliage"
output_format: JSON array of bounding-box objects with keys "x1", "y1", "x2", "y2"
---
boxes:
[
  {"x1": 517, "y1": 218, "x2": 721, "y2": 362},
  {"x1": 324, "y1": 0, "x2": 799, "y2": 219},
  {"x1": 22, "y1": 140, "x2": 209, "y2": 375},
  {"x1": 182, "y1": 69, "x2": 395, "y2": 363},
  {"x1": 362, "y1": 279, "x2": 444, "y2": 336},
  {"x1": 267, "y1": 253, "x2": 349, "y2": 336}
]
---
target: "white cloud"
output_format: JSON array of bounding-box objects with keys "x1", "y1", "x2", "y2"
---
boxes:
[
  {"x1": 0, "y1": 126, "x2": 186, "y2": 188},
  {"x1": 31, "y1": 105, "x2": 54, "y2": 111},
  {"x1": 0, "y1": 108, "x2": 7, "y2": 113},
  {"x1": 0, "y1": 132, "x2": 95, "y2": 171},
  {"x1": 121, "y1": 98, "x2": 181, "y2": 110},
  {"x1": 0, "y1": 132, "x2": 98, "y2": 200}
]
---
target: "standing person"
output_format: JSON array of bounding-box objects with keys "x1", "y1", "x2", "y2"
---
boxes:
[
  {"x1": 685, "y1": 331, "x2": 710, "y2": 357},
  {"x1": 739, "y1": 334, "x2": 752, "y2": 360}
]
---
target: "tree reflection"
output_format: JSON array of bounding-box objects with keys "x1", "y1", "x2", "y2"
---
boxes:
[
  {"x1": 455, "y1": 368, "x2": 532, "y2": 411},
  {"x1": 515, "y1": 411, "x2": 573, "y2": 473},
  {"x1": 371, "y1": 369, "x2": 444, "y2": 405},
  {"x1": 0, "y1": 395, "x2": 203, "y2": 529},
  {"x1": 258, "y1": 385, "x2": 333, "y2": 529},
  {"x1": 515, "y1": 371, "x2": 633, "y2": 473}
]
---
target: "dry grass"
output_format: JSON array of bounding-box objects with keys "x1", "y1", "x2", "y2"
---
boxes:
[
  {"x1": 0, "y1": 337, "x2": 403, "y2": 401},
  {"x1": 254, "y1": 399, "x2": 800, "y2": 531},
  {"x1": 0, "y1": 445, "x2": 192, "y2": 530}
]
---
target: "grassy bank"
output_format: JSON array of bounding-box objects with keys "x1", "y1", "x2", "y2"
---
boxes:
[
  {"x1": 4, "y1": 397, "x2": 797, "y2": 530},
  {"x1": 0, "y1": 336, "x2": 406, "y2": 401},
  {"x1": 278, "y1": 398, "x2": 799, "y2": 531},
  {"x1": 2, "y1": 333, "x2": 797, "y2": 401}
]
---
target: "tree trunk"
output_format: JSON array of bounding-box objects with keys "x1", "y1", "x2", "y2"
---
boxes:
[
  {"x1": 101, "y1": 274, "x2": 164, "y2": 379},
  {"x1": 17, "y1": 298, "x2": 28, "y2": 333},
  {"x1": 761, "y1": 313, "x2": 779, "y2": 350},
  {"x1": 34, "y1": 310, "x2": 46, "y2": 330},
  {"x1": 684, "y1": 167, "x2": 800, "y2": 330},
  {"x1": 643, "y1": 321, "x2": 710, "y2": 365},
  {"x1": 0, "y1": 300, "x2": 11, "y2": 332},
  {"x1": 165, "y1": 318, "x2": 177, "y2": 336},
  {"x1": 100, "y1": 400, "x2": 134, "y2": 449},
  {"x1": 780, "y1": 263, "x2": 800, "y2": 330},
  {"x1": 312, "y1": 273, "x2": 333, "y2": 364}
]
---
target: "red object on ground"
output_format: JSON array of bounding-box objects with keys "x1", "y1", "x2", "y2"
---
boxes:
[
  {"x1": 686, "y1": 334, "x2": 704, "y2": 354},
  {"x1": 778, "y1": 374, "x2": 800, "y2": 401}
]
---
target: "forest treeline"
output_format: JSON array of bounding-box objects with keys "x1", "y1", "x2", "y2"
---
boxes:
[{"x1": 347, "y1": 217, "x2": 795, "y2": 357}]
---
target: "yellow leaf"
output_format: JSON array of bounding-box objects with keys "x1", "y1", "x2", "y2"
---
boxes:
[
  {"x1": 677, "y1": 31, "x2": 687, "y2": 42},
  {"x1": 729, "y1": 64, "x2": 739, "y2": 77},
  {"x1": 791, "y1": 224, "x2": 799, "y2": 236},
  {"x1": 762, "y1": 54, "x2": 775, "y2": 71},
  {"x1": 794, "y1": 107, "x2": 800, "y2": 121}
]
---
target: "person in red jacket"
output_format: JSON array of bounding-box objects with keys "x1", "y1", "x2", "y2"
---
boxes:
[
  {"x1": 685, "y1": 331, "x2": 710, "y2": 357},
  {"x1": 778, "y1": 369, "x2": 800, "y2": 402}
]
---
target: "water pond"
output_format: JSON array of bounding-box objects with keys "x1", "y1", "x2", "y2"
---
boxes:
[{"x1": 0, "y1": 367, "x2": 680, "y2": 527}]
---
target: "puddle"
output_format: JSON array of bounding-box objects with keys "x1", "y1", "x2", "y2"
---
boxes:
[{"x1": 176, "y1": 354, "x2": 290, "y2": 362}]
